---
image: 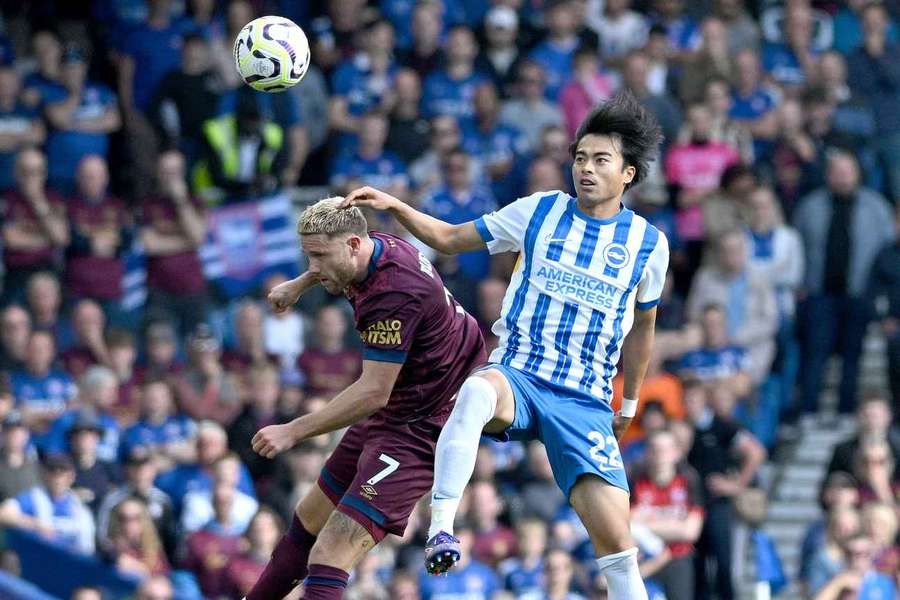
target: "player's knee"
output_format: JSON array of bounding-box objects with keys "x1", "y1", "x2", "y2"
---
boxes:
[
  {"x1": 307, "y1": 511, "x2": 375, "y2": 571},
  {"x1": 452, "y1": 375, "x2": 499, "y2": 426}
]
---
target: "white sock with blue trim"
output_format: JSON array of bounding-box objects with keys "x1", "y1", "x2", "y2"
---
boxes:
[
  {"x1": 596, "y1": 547, "x2": 648, "y2": 600},
  {"x1": 428, "y1": 376, "x2": 498, "y2": 539}
]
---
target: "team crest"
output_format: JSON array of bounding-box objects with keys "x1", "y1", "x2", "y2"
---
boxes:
[
  {"x1": 360, "y1": 484, "x2": 378, "y2": 499},
  {"x1": 603, "y1": 242, "x2": 630, "y2": 269}
]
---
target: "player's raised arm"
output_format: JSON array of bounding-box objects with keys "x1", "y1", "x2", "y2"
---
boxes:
[{"x1": 343, "y1": 186, "x2": 485, "y2": 255}]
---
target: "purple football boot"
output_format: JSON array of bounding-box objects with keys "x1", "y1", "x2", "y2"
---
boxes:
[{"x1": 424, "y1": 531, "x2": 461, "y2": 575}]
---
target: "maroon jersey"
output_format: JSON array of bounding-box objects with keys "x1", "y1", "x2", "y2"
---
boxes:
[
  {"x1": 0, "y1": 190, "x2": 66, "y2": 269},
  {"x1": 139, "y1": 196, "x2": 206, "y2": 295},
  {"x1": 65, "y1": 194, "x2": 129, "y2": 300},
  {"x1": 346, "y1": 232, "x2": 485, "y2": 424}
]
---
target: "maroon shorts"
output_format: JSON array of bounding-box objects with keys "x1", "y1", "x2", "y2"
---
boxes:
[{"x1": 317, "y1": 416, "x2": 442, "y2": 542}]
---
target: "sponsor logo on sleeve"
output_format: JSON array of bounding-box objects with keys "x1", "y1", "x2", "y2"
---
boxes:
[{"x1": 359, "y1": 319, "x2": 403, "y2": 345}]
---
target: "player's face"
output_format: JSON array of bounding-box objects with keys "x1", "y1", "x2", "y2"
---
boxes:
[
  {"x1": 572, "y1": 134, "x2": 635, "y2": 207},
  {"x1": 302, "y1": 233, "x2": 359, "y2": 294}
]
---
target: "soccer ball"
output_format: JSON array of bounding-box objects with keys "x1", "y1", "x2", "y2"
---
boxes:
[{"x1": 233, "y1": 16, "x2": 310, "y2": 92}]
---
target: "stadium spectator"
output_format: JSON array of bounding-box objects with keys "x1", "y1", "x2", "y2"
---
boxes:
[
  {"x1": 677, "y1": 304, "x2": 751, "y2": 404},
  {"x1": 800, "y1": 471, "x2": 861, "y2": 588},
  {"x1": 222, "y1": 300, "x2": 278, "y2": 377},
  {"x1": 852, "y1": 440, "x2": 898, "y2": 506},
  {"x1": 228, "y1": 364, "x2": 286, "y2": 483},
  {"x1": 420, "y1": 149, "x2": 496, "y2": 309},
  {"x1": 60, "y1": 299, "x2": 110, "y2": 378},
  {"x1": 261, "y1": 273, "x2": 307, "y2": 369},
  {"x1": 469, "y1": 481, "x2": 517, "y2": 568},
  {"x1": 630, "y1": 429, "x2": 704, "y2": 599},
  {"x1": 172, "y1": 324, "x2": 241, "y2": 426},
  {"x1": 0, "y1": 453, "x2": 95, "y2": 555},
  {"x1": 224, "y1": 507, "x2": 284, "y2": 598},
  {"x1": 760, "y1": 2, "x2": 819, "y2": 88},
  {"x1": 409, "y1": 114, "x2": 470, "y2": 192},
  {"x1": 0, "y1": 411, "x2": 40, "y2": 501},
  {"x1": 701, "y1": 77, "x2": 753, "y2": 164},
  {"x1": 793, "y1": 151, "x2": 895, "y2": 415},
  {"x1": 46, "y1": 366, "x2": 121, "y2": 461},
  {"x1": 861, "y1": 501, "x2": 899, "y2": 576},
  {"x1": 105, "y1": 328, "x2": 141, "y2": 425},
  {"x1": 650, "y1": 0, "x2": 702, "y2": 59},
  {"x1": 118, "y1": 379, "x2": 196, "y2": 473},
  {"x1": 463, "y1": 82, "x2": 525, "y2": 196},
  {"x1": 869, "y1": 205, "x2": 900, "y2": 411},
  {"x1": 63, "y1": 157, "x2": 130, "y2": 310},
  {"x1": 422, "y1": 25, "x2": 487, "y2": 127},
  {"x1": 826, "y1": 393, "x2": 899, "y2": 482},
  {"x1": 136, "y1": 321, "x2": 183, "y2": 383},
  {"x1": 678, "y1": 18, "x2": 733, "y2": 104},
  {"x1": 43, "y1": 48, "x2": 120, "y2": 193},
  {"x1": 10, "y1": 330, "x2": 77, "y2": 446},
  {"x1": 499, "y1": 61, "x2": 563, "y2": 152},
  {"x1": 97, "y1": 447, "x2": 177, "y2": 561},
  {"x1": 498, "y1": 517, "x2": 547, "y2": 596},
  {"x1": 684, "y1": 381, "x2": 766, "y2": 600},
  {"x1": 328, "y1": 17, "x2": 397, "y2": 143},
  {"x1": 100, "y1": 496, "x2": 170, "y2": 578},
  {"x1": 813, "y1": 532, "x2": 896, "y2": 600},
  {"x1": 153, "y1": 419, "x2": 255, "y2": 511},
  {"x1": 711, "y1": 0, "x2": 760, "y2": 54},
  {"x1": 0, "y1": 66, "x2": 44, "y2": 193},
  {"x1": 687, "y1": 228, "x2": 778, "y2": 387},
  {"x1": 0, "y1": 148, "x2": 68, "y2": 305},
  {"x1": 476, "y1": 6, "x2": 522, "y2": 96},
  {"x1": 847, "y1": 6, "x2": 900, "y2": 200},
  {"x1": 0, "y1": 304, "x2": 30, "y2": 372},
  {"x1": 139, "y1": 150, "x2": 209, "y2": 336},
  {"x1": 528, "y1": 0, "x2": 587, "y2": 102},
  {"x1": 70, "y1": 586, "x2": 102, "y2": 600},
  {"x1": 66, "y1": 410, "x2": 119, "y2": 513},
  {"x1": 612, "y1": 359, "x2": 685, "y2": 449},
  {"x1": 541, "y1": 548, "x2": 587, "y2": 600},
  {"x1": 150, "y1": 33, "x2": 222, "y2": 164},
  {"x1": 21, "y1": 30, "x2": 62, "y2": 111},
  {"x1": 296, "y1": 305, "x2": 361, "y2": 398},
  {"x1": 619, "y1": 50, "x2": 681, "y2": 150},
  {"x1": 329, "y1": 111, "x2": 408, "y2": 199},
  {"x1": 180, "y1": 452, "x2": 258, "y2": 535},
  {"x1": 805, "y1": 506, "x2": 861, "y2": 596},
  {"x1": 559, "y1": 48, "x2": 615, "y2": 141},
  {"x1": 180, "y1": 484, "x2": 244, "y2": 598},
  {"x1": 587, "y1": 0, "x2": 649, "y2": 62},
  {"x1": 24, "y1": 271, "x2": 69, "y2": 347},
  {"x1": 729, "y1": 48, "x2": 779, "y2": 156},
  {"x1": 397, "y1": 1, "x2": 443, "y2": 79},
  {"x1": 135, "y1": 575, "x2": 174, "y2": 600},
  {"x1": 385, "y1": 68, "x2": 430, "y2": 166}
]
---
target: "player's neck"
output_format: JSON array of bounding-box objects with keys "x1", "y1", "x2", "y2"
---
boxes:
[
  {"x1": 352, "y1": 237, "x2": 376, "y2": 284},
  {"x1": 576, "y1": 196, "x2": 622, "y2": 220}
]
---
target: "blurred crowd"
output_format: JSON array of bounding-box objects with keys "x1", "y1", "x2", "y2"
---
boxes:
[{"x1": 0, "y1": 0, "x2": 898, "y2": 598}]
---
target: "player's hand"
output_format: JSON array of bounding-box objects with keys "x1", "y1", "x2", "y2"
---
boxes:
[
  {"x1": 252, "y1": 423, "x2": 301, "y2": 459},
  {"x1": 612, "y1": 414, "x2": 632, "y2": 441},
  {"x1": 268, "y1": 279, "x2": 302, "y2": 314},
  {"x1": 341, "y1": 186, "x2": 400, "y2": 211},
  {"x1": 706, "y1": 474, "x2": 745, "y2": 497}
]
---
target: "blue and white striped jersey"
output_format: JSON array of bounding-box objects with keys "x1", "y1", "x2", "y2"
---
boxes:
[{"x1": 474, "y1": 190, "x2": 669, "y2": 403}]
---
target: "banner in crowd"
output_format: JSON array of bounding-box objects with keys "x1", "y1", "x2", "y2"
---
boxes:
[{"x1": 122, "y1": 193, "x2": 301, "y2": 310}]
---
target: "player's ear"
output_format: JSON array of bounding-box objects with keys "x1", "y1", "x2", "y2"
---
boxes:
[
  {"x1": 623, "y1": 164, "x2": 636, "y2": 185},
  {"x1": 347, "y1": 234, "x2": 362, "y2": 255}
]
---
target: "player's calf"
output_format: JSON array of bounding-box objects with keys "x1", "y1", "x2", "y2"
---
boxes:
[
  {"x1": 246, "y1": 486, "x2": 334, "y2": 600},
  {"x1": 303, "y1": 511, "x2": 377, "y2": 599}
]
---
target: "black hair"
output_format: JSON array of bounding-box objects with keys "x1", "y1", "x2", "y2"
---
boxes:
[{"x1": 569, "y1": 91, "x2": 663, "y2": 191}]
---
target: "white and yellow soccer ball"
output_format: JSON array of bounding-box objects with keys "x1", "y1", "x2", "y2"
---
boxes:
[{"x1": 233, "y1": 16, "x2": 310, "y2": 92}]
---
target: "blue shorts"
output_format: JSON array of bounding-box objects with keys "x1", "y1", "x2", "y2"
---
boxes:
[{"x1": 484, "y1": 364, "x2": 629, "y2": 497}]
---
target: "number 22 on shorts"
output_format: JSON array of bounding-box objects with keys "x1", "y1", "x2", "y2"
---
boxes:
[{"x1": 587, "y1": 431, "x2": 624, "y2": 471}]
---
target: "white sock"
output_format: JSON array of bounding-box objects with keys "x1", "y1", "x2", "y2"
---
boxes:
[
  {"x1": 428, "y1": 376, "x2": 498, "y2": 539},
  {"x1": 595, "y1": 547, "x2": 648, "y2": 600}
]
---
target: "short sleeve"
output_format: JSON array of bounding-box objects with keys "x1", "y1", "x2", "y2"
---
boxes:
[
  {"x1": 635, "y1": 231, "x2": 669, "y2": 309},
  {"x1": 356, "y1": 291, "x2": 424, "y2": 364},
  {"x1": 474, "y1": 191, "x2": 545, "y2": 255}
]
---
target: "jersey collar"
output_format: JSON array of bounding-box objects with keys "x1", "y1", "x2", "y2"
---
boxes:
[{"x1": 568, "y1": 197, "x2": 631, "y2": 225}]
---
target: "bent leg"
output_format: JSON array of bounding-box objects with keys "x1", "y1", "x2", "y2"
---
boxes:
[
  {"x1": 303, "y1": 511, "x2": 377, "y2": 599},
  {"x1": 428, "y1": 369, "x2": 514, "y2": 538},
  {"x1": 246, "y1": 485, "x2": 334, "y2": 600},
  {"x1": 570, "y1": 476, "x2": 648, "y2": 600}
]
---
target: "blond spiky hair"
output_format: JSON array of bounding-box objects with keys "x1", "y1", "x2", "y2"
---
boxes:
[{"x1": 297, "y1": 197, "x2": 368, "y2": 237}]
